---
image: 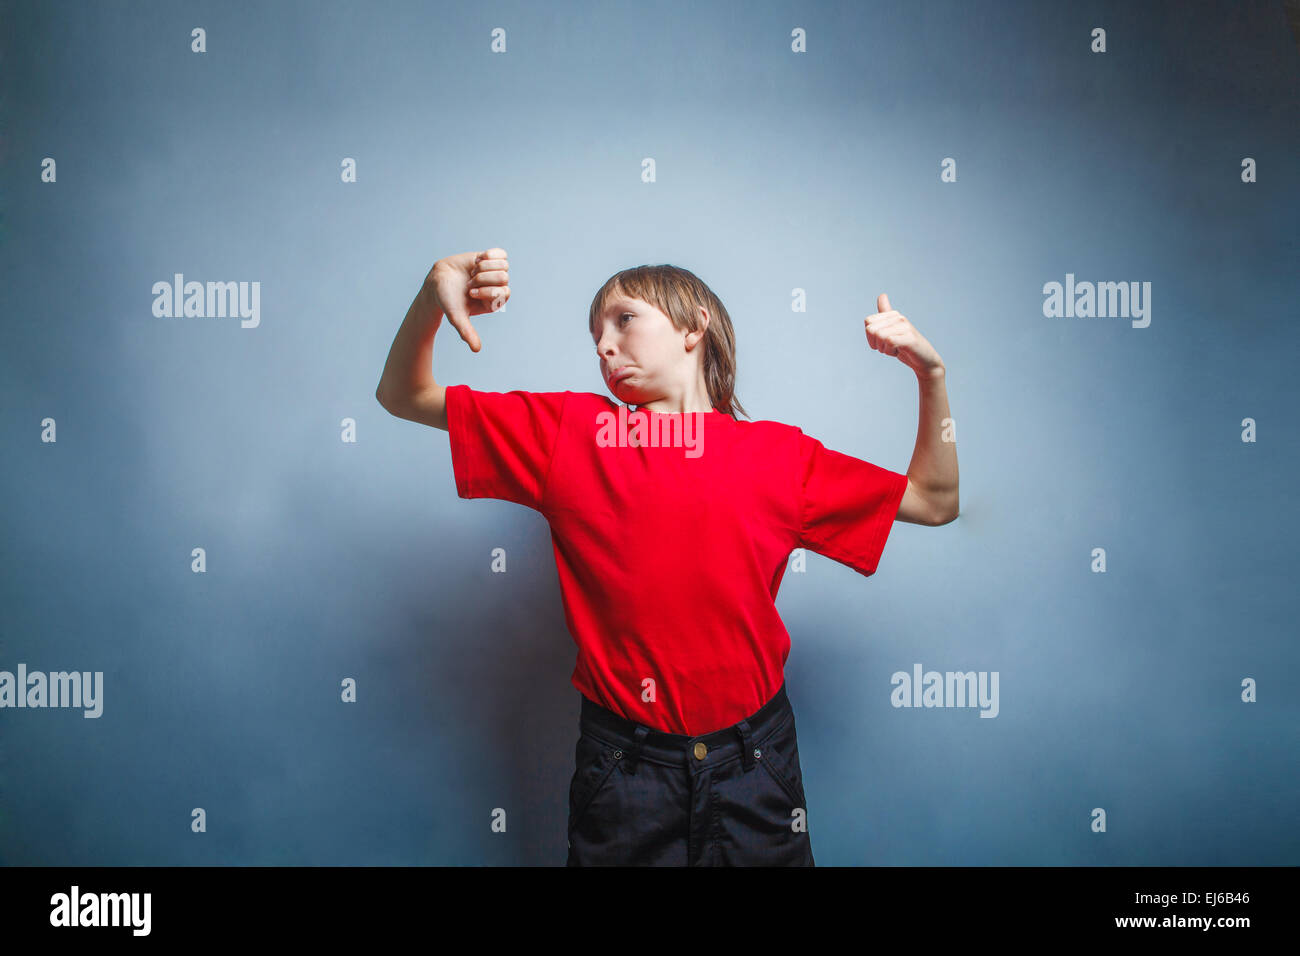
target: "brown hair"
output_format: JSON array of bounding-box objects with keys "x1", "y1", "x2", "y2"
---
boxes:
[{"x1": 588, "y1": 264, "x2": 749, "y2": 420}]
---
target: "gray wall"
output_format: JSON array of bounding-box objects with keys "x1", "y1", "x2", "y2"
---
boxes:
[{"x1": 1, "y1": 0, "x2": 1296, "y2": 865}]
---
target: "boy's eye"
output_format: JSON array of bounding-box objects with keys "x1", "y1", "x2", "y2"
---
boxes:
[{"x1": 593, "y1": 313, "x2": 634, "y2": 350}]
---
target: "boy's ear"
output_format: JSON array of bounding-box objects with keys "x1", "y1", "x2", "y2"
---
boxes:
[{"x1": 689, "y1": 306, "x2": 710, "y2": 345}]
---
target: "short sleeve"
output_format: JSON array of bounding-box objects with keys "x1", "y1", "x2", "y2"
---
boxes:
[
  {"x1": 796, "y1": 430, "x2": 909, "y2": 577},
  {"x1": 444, "y1": 385, "x2": 569, "y2": 512}
]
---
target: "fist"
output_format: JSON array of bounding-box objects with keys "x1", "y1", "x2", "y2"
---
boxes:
[
  {"x1": 426, "y1": 248, "x2": 510, "y2": 353},
  {"x1": 865, "y1": 293, "x2": 943, "y2": 375}
]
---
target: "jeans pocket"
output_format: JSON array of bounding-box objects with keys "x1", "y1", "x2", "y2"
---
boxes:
[
  {"x1": 755, "y1": 721, "x2": 806, "y2": 809},
  {"x1": 567, "y1": 733, "x2": 621, "y2": 836}
]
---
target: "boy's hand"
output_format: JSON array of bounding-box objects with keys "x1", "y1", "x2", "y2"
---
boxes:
[
  {"x1": 865, "y1": 293, "x2": 944, "y2": 375},
  {"x1": 425, "y1": 248, "x2": 510, "y2": 353}
]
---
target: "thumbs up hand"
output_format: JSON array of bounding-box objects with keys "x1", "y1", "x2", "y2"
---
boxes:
[{"x1": 865, "y1": 293, "x2": 944, "y2": 376}]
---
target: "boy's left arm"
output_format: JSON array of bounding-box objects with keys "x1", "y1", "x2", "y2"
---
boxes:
[{"x1": 864, "y1": 293, "x2": 959, "y2": 526}]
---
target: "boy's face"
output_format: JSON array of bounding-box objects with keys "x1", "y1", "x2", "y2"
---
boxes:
[{"x1": 592, "y1": 295, "x2": 692, "y2": 406}]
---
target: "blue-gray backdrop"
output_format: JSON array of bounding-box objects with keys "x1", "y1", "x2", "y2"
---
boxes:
[{"x1": 1, "y1": 0, "x2": 1297, "y2": 866}]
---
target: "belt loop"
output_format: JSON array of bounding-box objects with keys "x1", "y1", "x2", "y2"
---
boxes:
[
  {"x1": 623, "y1": 724, "x2": 650, "y2": 774},
  {"x1": 736, "y1": 718, "x2": 755, "y2": 770}
]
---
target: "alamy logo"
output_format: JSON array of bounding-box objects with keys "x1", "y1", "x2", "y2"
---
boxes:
[
  {"x1": 1042, "y1": 273, "x2": 1150, "y2": 328},
  {"x1": 890, "y1": 663, "x2": 999, "y2": 718},
  {"x1": 595, "y1": 406, "x2": 705, "y2": 458},
  {"x1": 152, "y1": 273, "x2": 260, "y2": 328},
  {"x1": 49, "y1": 885, "x2": 151, "y2": 936},
  {"x1": 0, "y1": 663, "x2": 103, "y2": 717}
]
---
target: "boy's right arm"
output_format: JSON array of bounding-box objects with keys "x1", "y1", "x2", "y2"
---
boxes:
[
  {"x1": 375, "y1": 281, "x2": 449, "y2": 429},
  {"x1": 387, "y1": 382, "x2": 451, "y2": 431},
  {"x1": 375, "y1": 249, "x2": 510, "y2": 431}
]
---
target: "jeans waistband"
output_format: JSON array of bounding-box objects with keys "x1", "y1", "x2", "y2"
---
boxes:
[{"x1": 578, "y1": 682, "x2": 794, "y2": 773}]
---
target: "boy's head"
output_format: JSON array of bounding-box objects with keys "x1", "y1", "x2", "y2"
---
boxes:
[{"x1": 588, "y1": 265, "x2": 748, "y2": 420}]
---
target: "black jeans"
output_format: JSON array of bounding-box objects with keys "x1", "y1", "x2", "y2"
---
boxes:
[{"x1": 566, "y1": 682, "x2": 814, "y2": 866}]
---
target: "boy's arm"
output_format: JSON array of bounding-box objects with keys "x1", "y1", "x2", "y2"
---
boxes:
[
  {"x1": 376, "y1": 249, "x2": 510, "y2": 431},
  {"x1": 898, "y1": 366, "x2": 959, "y2": 525},
  {"x1": 376, "y1": 282, "x2": 449, "y2": 430},
  {"x1": 863, "y1": 293, "x2": 959, "y2": 526}
]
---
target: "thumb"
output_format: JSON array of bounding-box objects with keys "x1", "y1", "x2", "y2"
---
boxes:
[
  {"x1": 441, "y1": 300, "x2": 482, "y2": 353},
  {"x1": 877, "y1": 293, "x2": 891, "y2": 314}
]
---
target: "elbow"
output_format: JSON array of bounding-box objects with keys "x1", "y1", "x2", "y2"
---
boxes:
[{"x1": 930, "y1": 493, "x2": 960, "y2": 526}]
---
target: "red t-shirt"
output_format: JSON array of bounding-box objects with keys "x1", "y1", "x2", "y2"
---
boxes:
[{"x1": 445, "y1": 385, "x2": 909, "y2": 736}]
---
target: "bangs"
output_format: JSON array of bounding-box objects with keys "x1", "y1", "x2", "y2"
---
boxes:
[{"x1": 589, "y1": 274, "x2": 657, "y2": 336}]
